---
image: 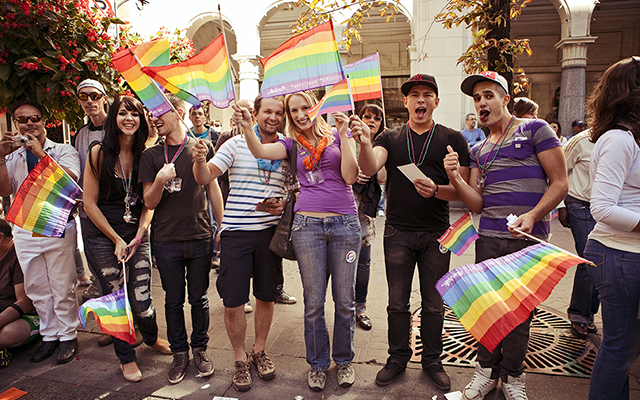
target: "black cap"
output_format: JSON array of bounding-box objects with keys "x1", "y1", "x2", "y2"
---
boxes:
[
  {"x1": 571, "y1": 120, "x2": 585, "y2": 127},
  {"x1": 401, "y1": 74, "x2": 438, "y2": 97}
]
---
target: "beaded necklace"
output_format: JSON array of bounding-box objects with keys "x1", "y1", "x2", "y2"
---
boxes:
[
  {"x1": 297, "y1": 134, "x2": 328, "y2": 171},
  {"x1": 116, "y1": 154, "x2": 134, "y2": 223},
  {"x1": 253, "y1": 124, "x2": 281, "y2": 171},
  {"x1": 164, "y1": 133, "x2": 188, "y2": 164},
  {"x1": 475, "y1": 115, "x2": 516, "y2": 188},
  {"x1": 406, "y1": 121, "x2": 436, "y2": 166}
]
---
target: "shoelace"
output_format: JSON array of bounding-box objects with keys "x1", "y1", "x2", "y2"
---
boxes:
[{"x1": 504, "y1": 381, "x2": 526, "y2": 399}]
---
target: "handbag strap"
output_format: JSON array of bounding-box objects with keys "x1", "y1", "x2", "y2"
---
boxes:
[{"x1": 290, "y1": 141, "x2": 297, "y2": 185}]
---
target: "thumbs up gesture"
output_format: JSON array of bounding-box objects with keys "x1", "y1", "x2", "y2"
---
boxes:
[{"x1": 443, "y1": 145, "x2": 460, "y2": 181}]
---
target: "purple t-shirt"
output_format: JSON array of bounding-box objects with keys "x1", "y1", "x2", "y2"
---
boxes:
[{"x1": 278, "y1": 129, "x2": 357, "y2": 215}]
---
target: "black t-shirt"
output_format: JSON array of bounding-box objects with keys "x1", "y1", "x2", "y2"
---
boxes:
[
  {"x1": 138, "y1": 137, "x2": 214, "y2": 242},
  {"x1": 0, "y1": 245, "x2": 21, "y2": 312},
  {"x1": 373, "y1": 123, "x2": 470, "y2": 232}
]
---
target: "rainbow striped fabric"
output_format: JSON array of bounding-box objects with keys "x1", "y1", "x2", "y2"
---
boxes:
[
  {"x1": 344, "y1": 53, "x2": 383, "y2": 102},
  {"x1": 307, "y1": 78, "x2": 353, "y2": 122},
  {"x1": 436, "y1": 243, "x2": 586, "y2": 352},
  {"x1": 111, "y1": 38, "x2": 172, "y2": 117},
  {"x1": 142, "y1": 34, "x2": 235, "y2": 109},
  {"x1": 6, "y1": 155, "x2": 81, "y2": 238},
  {"x1": 437, "y1": 212, "x2": 479, "y2": 256},
  {"x1": 260, "y1": 20, "x2": 344, "y2": 98},
  {"x1": 78, "y1": 287, "x2": 135, "y2": 345},
  {"x1": 550, "y1": 208, "x2": 559, "y2": 220}
]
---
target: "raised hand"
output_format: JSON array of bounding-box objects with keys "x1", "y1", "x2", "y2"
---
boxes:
[
  {"x1": 349, "y1": 114, "x2": 371, "y2": 145},
  {"x1": 192, "y1": 139, "x2": 208, "y2": 163},
  {"x1": 443, "y1": 145, "x2": 460, "y2": 182}
]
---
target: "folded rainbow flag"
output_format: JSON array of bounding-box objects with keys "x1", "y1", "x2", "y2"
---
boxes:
[
  {"x1": 436, "y1": 243, "x2": 587, "y2": 352},
  {"x1": 142, "y1": 33, "x2": 235, "y2": 109},
  {"x1": 307, "y1": 78, "x2": 353, "y2": 122},
  {"x1": 6, "y1": 155, "x2": 81, "y2": 238},
  {"x1": 112, "y1": 39, "x2": 173, "y2": 117},
  {"x1": 78, "y1": 286, "x2": 135, "y2": 345},
  {"x1": 260, "y1": 20, "x2": 344, "y2": 98},
  {"x1": 344, "y1": 53, "x2": 383, "y2": 102},
  {"x1": 550, "y1": 208, "x2": 559, "y2": 220},
  {"x1": 437, "y1": 212, "x2": 478, "y2": 256}
]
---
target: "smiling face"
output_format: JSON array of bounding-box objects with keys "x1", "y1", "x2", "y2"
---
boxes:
[
  {"x1": 116, "y1": 103, "x2": 140, "y2": 136},
  {"x1": 14, "y1": 104, "x2": 45, "y2": 140},
  {"x1": 287, "y1": 94, "x2": 313, "y2": 134},
  {"x1": 253, "y1": 98, "x2": 284, "y2": 138},
  {"x1": 403, "y1": 84, "x2": 439, "y2": 129},
  {"x1": 151, "y1": 110, "x2": 181, "y2": 137},
  {"x1": 472, "y1": 80, "x2": 510, "y2": 129}
]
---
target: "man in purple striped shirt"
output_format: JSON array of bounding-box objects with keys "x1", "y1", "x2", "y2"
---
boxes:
[{"x1": 444, "y1": 71, "x2": 568, "y2": 400}]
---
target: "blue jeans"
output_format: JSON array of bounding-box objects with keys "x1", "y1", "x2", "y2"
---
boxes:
[
  {"x1": 383, "y1": 225, "x2": 450, "y2": 368},
  {"x1": 84, "y1": 234, "x2": 157, "y2": 364},
  {"x1": 585, "y1": 240, "x2": 640, "y2": 400},
  {"x1": 475, "y1": 235, "x2": 535, "y2": 379},
  {"x1": 355, "y1": 245, "x2": 371, "y2": 314},
  {"x1": 565, "y1": 202, "x2": 599, "y2": 324},
  {"x1": 291, "y1": 214, "x2": 361, "y2": 371},
  {"x1": 152, "y1": 238, "x2": 213, "y2": 353}
]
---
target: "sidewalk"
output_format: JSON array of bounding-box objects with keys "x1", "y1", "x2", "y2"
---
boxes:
[{"x1": 1, "y1": 211, "x2": 639, "y2": 399}]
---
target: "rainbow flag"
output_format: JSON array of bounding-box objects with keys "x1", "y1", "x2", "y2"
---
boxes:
[
  {"x1": 6, "y1": 155, "x2": 81, "y2": 238},
  {"x1": 437, "y1": 212, "x2": 479, "y2": 256},
  {"x1": 307, "y1": 78, "x2": 353, "y2": 122},
  {"x1": 344, "y1": 53, "x2": 383, "y2": 102},
  {"x1": 436, "y1": 243, "x2": 587, "y2": 352},
  {"x1": 78, "y1": 287, "x2": 135, "y2": 345},
  {"x1": 550, "y1": 208, "x2": 559, "y2": 220},
  {"x1": 112, "y1": 39, "x2": 173, "y2": 117},
  {"x1": 142, "y1": 34, "x2": 235, "y2": 109},
  {"x1": 260, "y1": 20, "x2": 344, "y2": 98}
]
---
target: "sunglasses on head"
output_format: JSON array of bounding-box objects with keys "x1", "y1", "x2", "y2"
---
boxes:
[
  {"x1": 362, "y1": 115, "x2": 382, "y2": 122},
  {"x1": 77, "y1": 92, "x2": 104, "y2": 101},
  {"x1": 15, "y1": 115, "x2": 42, "y2": 123}
]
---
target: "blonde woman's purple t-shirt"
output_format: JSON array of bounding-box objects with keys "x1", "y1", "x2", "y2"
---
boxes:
[{"x1": 278, "y1": 129, "x2": 357, "y2": 215}]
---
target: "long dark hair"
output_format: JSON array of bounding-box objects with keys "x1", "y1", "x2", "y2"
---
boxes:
[
  {"x1": 89, "y1": 96, "x2": 149, "y2": 199},
  {"x1": 587, "y1": 56, "x2": 640, "y2": 143}
]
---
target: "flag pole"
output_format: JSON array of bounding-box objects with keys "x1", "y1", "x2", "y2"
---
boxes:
[
  {"x1": 218, "y1": 4, "x2": 238, "y2": 105},
  {"x1": 510, "y1": 227, "x2": 596, "y2": 267},
  {"x1": 375, "y1": 51, "x2": 387, "y2": 130},
  {"x1": 121, "y1": 260, "x2": 134, "y2": 336},
  {"x1": 128, "y1": 49, "x2": 197, "y2": 139}
]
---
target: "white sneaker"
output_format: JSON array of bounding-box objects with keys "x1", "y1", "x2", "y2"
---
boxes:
[
  {"x1": 462, "y1": 363, "x2": 498, "y2": 400},
  {"x1": 501, "y1": 373, "x2": 527, "y2": 400},
  {"x1": 244, "y1": 301, "x2": 253, "y2": 313}
]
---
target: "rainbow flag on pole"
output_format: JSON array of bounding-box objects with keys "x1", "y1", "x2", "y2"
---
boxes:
[
  {"x1": 260, "y1": 20, "x2": 344, "y2": 98},
  {"x1": 142, "y1": 34, "x2": 235, "y2": 109},
  {"x1": 436, "y1": 243, "x2": 587, "y2": 352},
  {"x1": 6, "y1": 155, "x2": 81, "y2": 238},
  {"x1": 344, "y1": 53, "x2": 383, "y2": 102},
  {"x1": 78, "y1": 286, "x2": 135, "y2": 345},
  {"x1": 307, "y1": 78, "x2": 353, "y2": 122},
  {"x1": 437, "y1": 212, "x2": 479, "y2": 256},
  {"x1": 112, "y1": 39, "x2": 173, "y2": 117}
]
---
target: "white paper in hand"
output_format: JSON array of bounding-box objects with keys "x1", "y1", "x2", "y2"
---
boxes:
[{"x1": 397, "y1": 163, "x2": 428, "y2": 183}]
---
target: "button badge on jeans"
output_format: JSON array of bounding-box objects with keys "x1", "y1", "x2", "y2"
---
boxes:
[{"x1": 346, "y1": 250, "x2": 357, "y2": 263}]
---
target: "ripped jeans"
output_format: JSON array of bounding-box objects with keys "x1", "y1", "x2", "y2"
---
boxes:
[{"x1": 84, "y1": 233, "x2": 158, "y2": 364}]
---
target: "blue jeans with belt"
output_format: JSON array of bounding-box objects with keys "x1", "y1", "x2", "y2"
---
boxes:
[
  {"x1": 565, "y1": 202, "x2": 600, "y2": 324},
  {"x1": 585, "y1": 239, "x2": 640, "y2": 400},
  {"x1": 84, "y1": 234, "x2": 157, "y2": 364},
  {"x1": 291, "y1": 214, "x2": 361, "y2": 371},
  {"x1": 383, "y1": 225, "x2": 450, "y2": 368},
  {"x1": 152, "y1": 238, "x2": 213, "y2": 353}
]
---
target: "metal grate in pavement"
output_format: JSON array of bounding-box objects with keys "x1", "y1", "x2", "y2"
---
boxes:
[{"x1": 410, "y1": 306, "x2": 597, "y2": 378}]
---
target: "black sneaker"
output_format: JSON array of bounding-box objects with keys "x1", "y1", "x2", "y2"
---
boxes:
[
  {"x1": 0, "y1": 347, "x2": 11, "y2": 367},
  {"x1": 168, "y1": 351, "x2": 189, "y2": 384},
  {"x1": 192, "y1": 347, "x2": 214, "y2": 377},
  {"x1": 423, "y1": 362, "x2": 451, "y2": 391},
  {"x1": 375, "y1": 360, "x2": 405, "y2": 386}
]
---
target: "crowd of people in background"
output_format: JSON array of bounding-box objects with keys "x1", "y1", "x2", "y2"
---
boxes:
[{"x1": 0, "y1": 56, "x2": 638, "y2": 400}]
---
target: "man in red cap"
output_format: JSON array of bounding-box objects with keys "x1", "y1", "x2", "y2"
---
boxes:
[
  {"x1": 445, "y1": 71, "x2": 567, "y2": 400},
  {"x1": 358, "y1": 74, "x2": 470, "y2": 391}
]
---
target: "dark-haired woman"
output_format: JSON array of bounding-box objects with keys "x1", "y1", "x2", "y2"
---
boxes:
[
  {"x1": 583, "y1": 56, "x2": 640, "y2": 400},
  {"x1": 83, "y1": 96, "x2": 171, "y2": 382}
]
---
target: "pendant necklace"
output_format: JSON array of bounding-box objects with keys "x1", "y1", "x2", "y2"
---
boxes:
[
  {"x1": 163, "y1": 133, "x2": 188, "y2": 192},
  {"x1": 117, "y1": 154, "x2": 137, "y2": 223},
  {"x1": 475, "y1": 115, "x2": 516, "y2": 188}
]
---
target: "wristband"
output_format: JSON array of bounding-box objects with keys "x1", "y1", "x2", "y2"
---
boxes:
[
  {"x1": 134, "y1": 236, "x2": 142, "y2": 246},
  {"x1": 432, "y1": 183, "x2": 439, "y2": 198},
  {"x1": 10, "y1": 303, "x2": 24, "y2": 317}
]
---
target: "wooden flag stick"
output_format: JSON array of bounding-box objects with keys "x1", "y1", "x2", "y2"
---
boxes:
[
  {"x1": 510, "y1": 227, "x2": 596, "y2": 267},
  {"x1": 218, "y1": 4, "x2": 238, "y2": 105}
]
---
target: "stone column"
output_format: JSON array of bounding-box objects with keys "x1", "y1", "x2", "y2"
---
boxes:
[
  {"x1": 233, "y1": 55, "x2": 261, "y2": 102},
  {"x1": 554, "y1": 36, "x2": 596, "y2": 137}
]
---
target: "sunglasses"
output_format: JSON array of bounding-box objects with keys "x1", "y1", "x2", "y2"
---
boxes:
[
  {"x1": 77, "y1": 92, "x2": 104, "y2": 101},
  {"x1": 15, "y1": 115, "x2": 42, "y2": 123},
  {"x1": 362, "y1": 115, "x2": 382, "y2": 121}
]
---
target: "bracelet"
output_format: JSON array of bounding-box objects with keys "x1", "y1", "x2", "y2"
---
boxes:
[
  {"x1": 134, "y1": 236, "x2": 142, "y2": 246},
  {"x1": 432, "y1": 183, "x2": 439, "y2": 198},
  {"x1": 10, "y1": 303, "x2": 24, "y2": 317}
]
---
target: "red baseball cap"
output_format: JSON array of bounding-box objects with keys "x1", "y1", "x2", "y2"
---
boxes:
[
  {"x1": 461, "y1": 71, "x2": 509, "y2": 97},
  {"x1": 401, "y1": 74, "x2": 439, "y2": 97}
]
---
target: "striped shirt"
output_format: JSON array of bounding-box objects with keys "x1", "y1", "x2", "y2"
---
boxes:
[
  {"x1": 470, "y1": 119, "x2": 561, "y2": 240},
  {"x1": 210, "y1": 135, "x2": 286, "y2": 232}
]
